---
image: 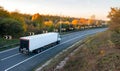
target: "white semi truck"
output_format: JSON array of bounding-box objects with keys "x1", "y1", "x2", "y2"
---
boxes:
[{"x1": 19, "y1": 32, "x2": 61, "y2": 54}]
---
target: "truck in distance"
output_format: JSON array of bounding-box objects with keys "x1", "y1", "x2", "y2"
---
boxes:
[{"x1": 19, "y1": 32, "x2": 61, "y2": 54}]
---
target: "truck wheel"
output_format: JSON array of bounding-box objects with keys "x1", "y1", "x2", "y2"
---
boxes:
[
  {"x1": 57, "y1": 41, "x2": 60, "y2": 44},
  {"x1": 36, "y1": 49, "x2": 41, "y2": 54}
]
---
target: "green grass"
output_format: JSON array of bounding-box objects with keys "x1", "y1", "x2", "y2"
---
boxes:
[
  {"x1": 0, "y1": 27, "x2": 105, "y2": 52},
  {"x1": 0, "y1": 38, "x2": 19, "y2": 46},
  {"x1": 0, "y1": 38, "x2": 19, "y2": 51}
]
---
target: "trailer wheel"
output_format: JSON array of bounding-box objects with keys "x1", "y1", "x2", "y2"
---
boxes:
[
  {"x1": 35, "y1": 49, "x2": 41, "y2": 54},
  {"x1": 37, "y1": 50, "x2": 40, "y2": 53},
  {"x1": 57, "y1": 41, "x2": 60, "y2": 44}
]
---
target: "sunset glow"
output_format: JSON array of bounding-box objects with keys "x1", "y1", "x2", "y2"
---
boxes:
[{"x1": 0, "y1": 0, "x2": 120, "y2": 20}]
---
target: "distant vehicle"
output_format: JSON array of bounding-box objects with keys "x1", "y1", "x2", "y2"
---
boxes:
[{"x1": 19, "y1": 32, "x2": 61, "y2": 54}]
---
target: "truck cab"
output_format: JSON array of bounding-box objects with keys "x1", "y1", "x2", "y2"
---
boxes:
[{"x1": 57, "y1": 33, "x2": 61, "y2": 44}]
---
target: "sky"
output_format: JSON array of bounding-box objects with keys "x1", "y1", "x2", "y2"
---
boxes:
[{"x1": 0, "y1": 0, "x2": 120, "y2": 20}]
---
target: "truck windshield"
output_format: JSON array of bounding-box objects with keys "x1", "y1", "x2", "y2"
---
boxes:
[{"x1": 20, "y1": 39, "x2": 29, "y2": 48}]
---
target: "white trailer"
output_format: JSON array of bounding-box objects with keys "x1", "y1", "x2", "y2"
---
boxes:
[{"x1": 19, "y1": 32, "x2": 61, "y2": 54}]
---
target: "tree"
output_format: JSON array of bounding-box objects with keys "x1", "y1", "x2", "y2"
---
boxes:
[
  {"x1": 44, "y1": 20, "x2": 53, "y2": 27},
  {"x1": 79, "y1": 18, "x2": 87, "y2": 26},
  {"x1": 108, "y1": 8, "x2": 120, "y2": 33},
  {"x1": 87, "y1": 19, "x2": 96, "y2": 26},
  {"x1": 0, "y1": 18, "x2": 24, "y2": 38},
  {"x1": 43, "y1": 20, "x2": 54, "y2": 32},
  {"x1": 10, "y1": 12, "x2": 27, "y2": 32},
  {"x1": 72, "y1": 19, "x2": 79, "y2": 26},
  {"x1": 108, "y1": 8, "x2": 120, "y2": 47},
  {"x1": 31, "y1": 13, "x2": 43, "y2": 29},
  {"x1": 0, "y1": 6, "x2": 9, "y2": 19}
]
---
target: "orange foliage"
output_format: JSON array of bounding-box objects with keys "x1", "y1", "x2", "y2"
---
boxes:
[
  {"x1": 88, "y1": 19, "x2": 94, "y2": 25},
  {"x1": 64, "y1": 21, "x2": 70, "y2": 24},
  {"x1": 44, "y1": 20, "x2": 53, "y2": 27},
  {"x1": 31, "y1": 13, "x2": 41, "y2": 21},
  {"x1": 79, "y1": 18, "x2": 87, "y2": 25},
  {"x1": 72, "y1": 19, "x2": 79, "y2": 26}
]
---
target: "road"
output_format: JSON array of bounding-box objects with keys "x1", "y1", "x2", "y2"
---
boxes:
[{"x1": 0, "y1": 28, "x2": 107, "y2": 71}]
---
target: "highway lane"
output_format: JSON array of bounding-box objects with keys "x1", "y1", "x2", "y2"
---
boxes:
[
  {"x1": 0, "y1": 28, "x2": 101, "y2": 60},
  {"x1": 0, "y1": 28, "x2": 107, "y2": 71}
]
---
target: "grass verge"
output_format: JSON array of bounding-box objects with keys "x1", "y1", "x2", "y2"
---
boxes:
[
  {"x1": 34, "y1": 37, "x2": 87, "y2": 71},
  {"x1": 0, "y1": 27, "x2": 105, "y2": 52},
  {"x1": 0, "y1": 38, "x2": 19, "y2": 51},
  {"x1": 35, "y1": 30, "x2": 120, "y2": 71},
  {"x1": 60, "y1": 31, "x2": 120, "y2": 71}
]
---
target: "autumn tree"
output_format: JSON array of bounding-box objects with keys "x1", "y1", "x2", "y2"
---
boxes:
[
  {"x1": 108, "y1": 8, "x2": 120, "y2": 47},
  {"x1": 72, "y1": 19, "x2": 79, "y2": 26},
  {"x1": 10, "y1": 12, "x2": 27, "y2": 32},
  {"x1": 44, "y1": 20, "x2": 53, "y2": 27},
  {"x1": 88, "y1": 19, "x2": 96, "y2": 26},
  {"x1": 0, "y1": 6, "x2": 10, "y2": 19},
  {"x1": 79, "y1": 18, "x2": 87, "y2": 26},
  {"x1": 31, "y1": 13, "x2": 43, "y2": 29},
  {"x1": 108, "y1": 8, "x2": 120, "y2": 33},
  {"x1": 43, "y1": 20, "x2": 54, "y2": 32}
]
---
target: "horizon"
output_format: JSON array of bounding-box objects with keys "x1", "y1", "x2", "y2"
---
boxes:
[{"x1": 0, "y1": 0, "x2": 120, "y2": 20}]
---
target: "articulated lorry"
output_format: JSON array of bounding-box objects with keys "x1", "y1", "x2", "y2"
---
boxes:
[{"x1": 19, "y1": 32, "x2": 61, "y2": 54}]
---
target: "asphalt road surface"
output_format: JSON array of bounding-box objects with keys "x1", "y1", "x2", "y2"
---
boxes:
[{"x1": 0, "y1": 28, "x2": 107, "y2": 71}]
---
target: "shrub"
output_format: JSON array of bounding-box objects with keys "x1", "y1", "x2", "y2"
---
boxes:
[{"x1": 0, "y1": 18, "x2": 24, "y2": 38}]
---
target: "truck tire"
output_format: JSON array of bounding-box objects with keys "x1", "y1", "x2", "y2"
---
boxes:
[
  {"x1": 35, "y1": 49, "x2": 41, "y2": 54},
  {"x1": 57, "y1": 41, "x2": 60, "y2": 44}
]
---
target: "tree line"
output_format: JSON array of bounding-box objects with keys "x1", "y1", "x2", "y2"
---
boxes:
[{"x1": 0, "y1": 6, "x2": 106, "y2": 38}]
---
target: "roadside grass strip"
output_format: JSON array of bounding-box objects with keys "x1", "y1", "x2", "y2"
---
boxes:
[{"x1": 35, "y1": 40, "x2": 85, "y2": 71}]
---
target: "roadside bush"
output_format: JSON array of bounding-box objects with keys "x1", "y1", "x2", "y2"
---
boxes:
[
  {"x1": 111, "y1": 32, "x2": 120, "y2": 48},
  {"x1": 0, "y1": 18, "x2": 24, "y2": 38},
  {"x1": 108, "y1": 8, "x2": 120, "y2": 33}
]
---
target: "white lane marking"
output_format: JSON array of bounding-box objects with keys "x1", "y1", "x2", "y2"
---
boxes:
[
  {"x1": 0, "y1": 32, "x2": 74, "y2": 54},
  {"x1": 61, "y1": 31, "x2": 80, "y2": 37},
  {"x1": 0, "y1": 28, "x2": 106, "y2": 54},
  {"x1": 5, "y1": 30, "x2": 105, "y2": 71},
  {"x1": 0, "y1": 28, "x2": 105, "y2": 54},
  {"x1": 4, "y1": 33, "x2": 89, "y2": 71},
  {"x1": 1, "y1": 53, "x2": 20, "y2": 61},
  {"x1": 0, "y1": 33, "x2": 68, "y2": 54},
  {"x1": 0, "y1": 47, "x2": 19, "y2": 54}
]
